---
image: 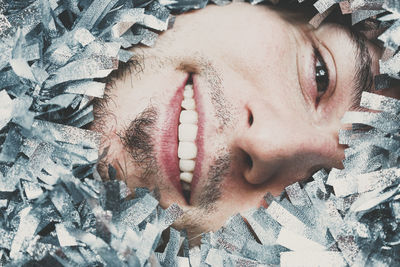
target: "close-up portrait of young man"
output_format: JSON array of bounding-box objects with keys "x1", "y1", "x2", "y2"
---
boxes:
[
  {"x1": 92, "y1": 1, "x2": 384, "y2": 242},
  {"x1": 0, "y1": 0, "x2": 399, "y2": 266}
]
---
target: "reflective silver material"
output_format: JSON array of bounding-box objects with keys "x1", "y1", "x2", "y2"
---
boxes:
[{"x1": 314, "y1": 0, "x2": 338, "y2": 14}]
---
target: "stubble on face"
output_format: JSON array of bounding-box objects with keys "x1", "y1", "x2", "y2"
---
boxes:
[
  {"x1": 114, "y1": 80, "x2": 233, "y2": 210},
  {"x1": 204, "y1": 65, "x2": 234, "y2": 128},
  {"x1": 198, "y1": 153, "x2": 231, "y2": 210},
  {"x1": 92, "y1": 41, "x2": 242, "y2": 244},
  {"x1": 120, "y1": 106, "x2": 159, "y2": 181},
  {"x1": 171, "y1": 153, "x2": 232, "y2": 246}
]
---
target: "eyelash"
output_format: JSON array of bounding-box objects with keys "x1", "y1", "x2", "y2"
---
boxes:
[{"x1": 313, "y1": 47, "x2": 329, "y2": 105}]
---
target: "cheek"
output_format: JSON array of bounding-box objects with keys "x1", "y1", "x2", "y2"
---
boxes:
[
  {"x1": 303, "y1": 130, "x2": 342, "y2": 166},
  {"x1": 219, "y1": 178, "x2": 269, "y2": 208}
]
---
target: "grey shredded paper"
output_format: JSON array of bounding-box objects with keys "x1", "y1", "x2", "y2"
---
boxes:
[{"x1": 0, "y1": 0, "x2": 399, "y2": 266}]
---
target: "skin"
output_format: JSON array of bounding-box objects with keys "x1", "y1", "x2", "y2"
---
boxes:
[{"x1": 92, "y1": 3, "x2": 381, "y2": 245}]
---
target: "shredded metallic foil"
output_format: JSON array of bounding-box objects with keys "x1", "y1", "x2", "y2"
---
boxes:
[{"x1": 0, "y1": 0, "x2": 399, "y2": 266}]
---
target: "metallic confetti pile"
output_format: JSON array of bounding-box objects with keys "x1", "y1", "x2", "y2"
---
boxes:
[{"x1": 0, "y1": 0, "x2": 399, "y2": 266}]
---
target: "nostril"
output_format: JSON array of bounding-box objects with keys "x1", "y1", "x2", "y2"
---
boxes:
[
  {"x1": 245, "y1": 153, "x2": 253, "y2": 169},
  {"x1": 248, "y1": 109, "x2": 254, "y2": 126}
]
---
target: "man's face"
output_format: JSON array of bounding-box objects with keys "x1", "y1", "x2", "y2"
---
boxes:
[{"x1": 94, "y1": 3, "x2": 380, "y2": 243}]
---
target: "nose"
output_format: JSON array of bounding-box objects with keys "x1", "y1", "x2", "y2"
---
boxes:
[{"x1": 235, "y1": 104, "x2": 325, "y2": 185}]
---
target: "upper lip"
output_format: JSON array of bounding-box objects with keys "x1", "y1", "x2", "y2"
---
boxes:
[
  {"x1": 190, "y1": 74, "x2": 205, "y2": 204},
  {"x1": 159, "y1": 73, "x2": 205, "y2": 205}
]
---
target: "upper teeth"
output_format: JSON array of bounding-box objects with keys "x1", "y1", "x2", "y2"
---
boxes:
[{"x1": 178, "y1": 83, "x2": 197, "y2": 185}]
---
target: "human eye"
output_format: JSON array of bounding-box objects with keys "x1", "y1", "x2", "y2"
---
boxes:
[{"x1": 313, "y1": 47, "x2": 329, "y2": 105}]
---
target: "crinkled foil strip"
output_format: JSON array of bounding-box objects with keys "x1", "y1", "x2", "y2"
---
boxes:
[{"x1": 0, "y1": 0, "x2": 399, "y2": 266}]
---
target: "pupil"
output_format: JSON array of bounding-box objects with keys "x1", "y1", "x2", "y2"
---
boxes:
[{"x1": 316, "y1": 65, "x2": 328, "y2": 92}]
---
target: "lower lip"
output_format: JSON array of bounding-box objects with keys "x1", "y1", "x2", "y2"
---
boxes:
[{"x1": 159, "y1": 75, "x2": 189, "y2": 195}]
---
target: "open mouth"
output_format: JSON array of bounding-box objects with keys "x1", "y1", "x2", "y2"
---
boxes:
[{"x1": 178, "y1": 75, "x2": 198, "y2": 203}]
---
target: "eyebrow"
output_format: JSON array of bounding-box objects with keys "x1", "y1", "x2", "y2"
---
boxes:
[{"x1": 348, "y1": 30, "x2": 374, "y2": 110}]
